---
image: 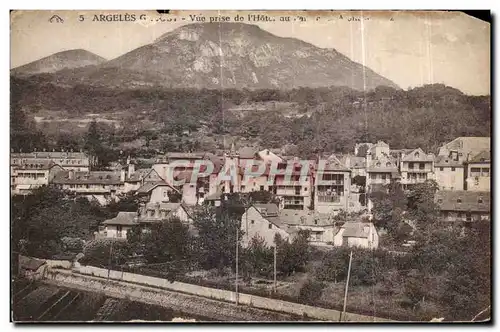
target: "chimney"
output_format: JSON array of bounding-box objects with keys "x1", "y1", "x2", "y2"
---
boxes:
[
  {"x1": 155, "y1": 202, "x2": 160, "y2": 218},
  {"x1": 68, "y1": 170, "x2": 75, "y2": 180},
  {"x1": 139, "y1": 203, "x2": 146, "y2": 217},
  {"x1": 120, "y1": 169, "x2": 126, "y2": 182},
  {"x1": 128, "y1": 162, "x2": 135, "y2": 178}
]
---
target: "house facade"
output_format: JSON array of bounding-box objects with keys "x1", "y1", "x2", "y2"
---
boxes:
[
  {"x1": 11, "y1": 160, "x2": 64, "y2": 195},
  {"x1": 102, "y1": 202, "x2": 193, "y2": 240},
  {"x1": 434, "y1": 155, "x2": 464, "y2": 191},
  {"x1": 333, "y1": 222, "x2": 379, "y2": 249},
  {"x1": 399, "y1": 148, "x2": 435, "y2": 188},
  {"x1": 464, "y1": 151, "x2": 490, "y2": 192},
  {"x1": 52, "y1": 170, "x2": 123, "y2": 205},
  {"x1": 240, "y1": 204, "x2": 291, "y2": 247},
  {"x1": 314, "y1": 156, "x2": 351, "y2": 215},
  {"x1": 11, "y1": 150, "x2": 95, "y2": 172}
]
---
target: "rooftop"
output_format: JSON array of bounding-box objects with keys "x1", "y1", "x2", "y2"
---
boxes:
[
  {"x1": 52, "y1": 171, "x2": 122, "y2": 185},
  {"x1": 435, "y1": 190, "x2": 490, "y2": 213},
  {"x1": 341, "y1": 222, "x2": 374, "y2": 238},
  {"x1": 103, "y1": 212, "x2": 138, "y2": 226}
]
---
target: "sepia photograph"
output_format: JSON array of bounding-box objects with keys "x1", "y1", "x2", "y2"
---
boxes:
[{"x1": 10, "y1": 9, "x2": 491, "y2": 323}]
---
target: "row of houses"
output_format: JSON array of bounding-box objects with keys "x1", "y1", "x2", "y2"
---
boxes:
[{"x1": 10, "y1": 137, "x2": 490, "y2": 225}]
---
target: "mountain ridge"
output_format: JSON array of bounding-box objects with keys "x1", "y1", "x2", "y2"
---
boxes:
[
  {"x1": 11, "y1": 49, "x2": 106, "y2": 76},
  {"x1": 11, "y1": 23, "x2": 399, "y2": 91}
]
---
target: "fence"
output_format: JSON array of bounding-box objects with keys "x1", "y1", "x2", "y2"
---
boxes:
[{"x1": 70, "y1": 265, "x2": 392, "y2": 322}]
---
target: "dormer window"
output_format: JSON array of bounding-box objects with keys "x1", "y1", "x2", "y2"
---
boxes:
[
  {"x1": 376, "y1": 162, "x2": 381, "y2": 167},
  {"x1": 478, "y1": 197, "x2": 483, "y2": 203},
  {"x1": 457, "y1": 198, "x2": 462, "y2": 203},
  {"x1": 386, "y1": 162, "x2": 391, "y2": 167},
  {"x1": 415, "y1": 152, "x2": 420, "y2": 158},
  {"x1": 268, "y1": 223, "x2": 272, "y2": 229},
  {"x1": 314, "y1": 220, "x2": 318, "y2": 225}
]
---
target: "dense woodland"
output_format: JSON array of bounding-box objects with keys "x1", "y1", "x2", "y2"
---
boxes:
[{"x1": 11, "y1": 76, "x2": 490, "y2": 160}]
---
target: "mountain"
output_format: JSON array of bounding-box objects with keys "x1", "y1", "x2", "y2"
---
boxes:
[
  {"x1": 16, "y1": 23, "x2": 398, "y2": 91},
  {"x1": 11, "y1": 49, "x2": 106, "y2": 76}
]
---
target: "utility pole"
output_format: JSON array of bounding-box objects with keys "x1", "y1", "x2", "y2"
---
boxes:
[
  {"x1": 107, "y1": 240, "x2": 114, "y2": 280},
  {"x1": 235, "y1": 222, "x2": 239, "y2": 306},
  {"x1": 273, "y1": 245, "x2": 277, "y2": 293},
  {"x1": 339, "y1": 250, "x2": 353, "y2": 322}
]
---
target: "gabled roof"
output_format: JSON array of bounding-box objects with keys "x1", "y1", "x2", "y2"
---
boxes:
[
  {"x1": 434, "y1": 155, "x2": 463, "y2": 167},
  {"x1": 103, "y1": 212, "x2": 138, "y2": 225},
  {"x1": 401, "y1": 148, "x2": 434, "y2": 162},
  {"x1": 253, "y1": 203, "x2": 280, "y2": 216},
  {"x1": 368, "y1": 141, "x2": 389, "y2": 152},
  {"x1": 52, "y1": 171, "x2": 122, "y2": 185},
  {"x1": 439, "y1": 137, "x2": 490, "y2": 156},
  {"x1": 468, "y1": 150, "x2": 491, "y2": 163},
  {"x1": 319, "y1": 155, "x2": 351, "y2": 172},
  {"x1": 367, "y1": 154, "x2": 398, "y2": 172},
  {"x1": 435, "y1": 190, "x2": 490, "y2": 213},
  {"x1": 136, "y1": 181, "x2": 174, "y2": 194},
  {"x1": 278, "y1": 209, "x2": 333, "y2": 226},
  {"x1": 13, "y1": 159, "x2": 63, "y2": 170},
  {"x1": 340, "y1": 222, "x2": 374, "y2": 238},
  {"x1": 238, "y1": 147, "x2": 257, "y2": 159},
  {"x1": 127, "y1": 168, "x2": 163, "y2": 182}
]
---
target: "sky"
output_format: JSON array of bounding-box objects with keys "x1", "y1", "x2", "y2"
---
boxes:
[{"x1": 10, "y1": 10, "x2": 490, "y2": 95}]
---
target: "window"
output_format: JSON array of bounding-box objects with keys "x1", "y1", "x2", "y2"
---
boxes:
[
  {"x1": 437, "y1": 198, "x2": 443, "y2": 203},
  {"x1": 304, "y1": 187, "x2": 307, "y2": 192},
  {"x1": 251, "y1": 220, "x2": 255, "y2": 224},
  {"x1": 386, "y1": 162, "x2": 391, "y2": 167},
  {"x1": 376, "y1": 162, "x2": 381, "y2": 167},
  {"x1": 260, "y1": 185, "x2": 264, "y2": 191},
  {"x1": 241, "y1": 185, "x2": 245, "y2": 191},
  {"x1": 481, "y1": 168, "x2": 490, "y2": 177},
  {"x1": 419, "y1": 163, "x2": 425, "y2": 170},
  {"x1": 478, "y1": 197, "x2": 483, "y2": 203},
  {"x1": 440, "y1": 167, "x2": 444, "y2": 171},
  {"x1": 457, "y1": 198, "x2": 462, "y2": 203},
  {"x1": 451, "y1": 167, "x2": 455, "y2": 171},
  {"x1": 268, "y1": 223, "x2": 272, "y2": 229},
  {"x1": 314, "y1": 220, "x2": 318, "y2": 225},
  {"x1": 381, "y1": 174, "x2": 386, "y2": 180},
  {"x1": 409, "y1": 162, "x2": 415, "y2": 169},
  {"x1": 415, "y1": 152, "x2": 420, "y2": 158}
]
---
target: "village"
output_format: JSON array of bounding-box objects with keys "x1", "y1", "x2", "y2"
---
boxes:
[{"x1": 10, "y1": 136, "x2": 490, "y2": 250}]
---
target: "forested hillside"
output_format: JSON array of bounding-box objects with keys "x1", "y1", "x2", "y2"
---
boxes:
[{"x1": 11, "y1": 76, "x2": 490, "y2": 159}]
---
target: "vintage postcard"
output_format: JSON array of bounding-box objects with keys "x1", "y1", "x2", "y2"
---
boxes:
[{"x1": 10, "y1": 10, "x2": 491, "y2": 322}]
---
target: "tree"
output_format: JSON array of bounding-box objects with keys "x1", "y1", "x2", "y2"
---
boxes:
[
  {"x1": 406, "y1": 180, "x2": 440, "y2": 230},
  {"x1": 241, "y1": 235, "x2": 273, "y2": 279},
  {"x1": 11, "y1": 187, "x2": 109, "y2": 258},
  {"x1": 274, "y1": 229, "x2": 311, "y2": 277},
  {"x1": 192, "y1": 207, "x2": 243, "y2": 272},
  {"x1": 80, "y1": 239, "x2": 131, "y2": 267},
  {"x1": 248, "y1": 190, "x2": 280, "y2": 205},
  {"x1": 369, "y1": 182, "x2": 407, "y2": 237}
]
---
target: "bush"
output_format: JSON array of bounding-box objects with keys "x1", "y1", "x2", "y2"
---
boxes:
[{"x1": 298, "y1": 279, "x2": 325, "y2": 305}]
